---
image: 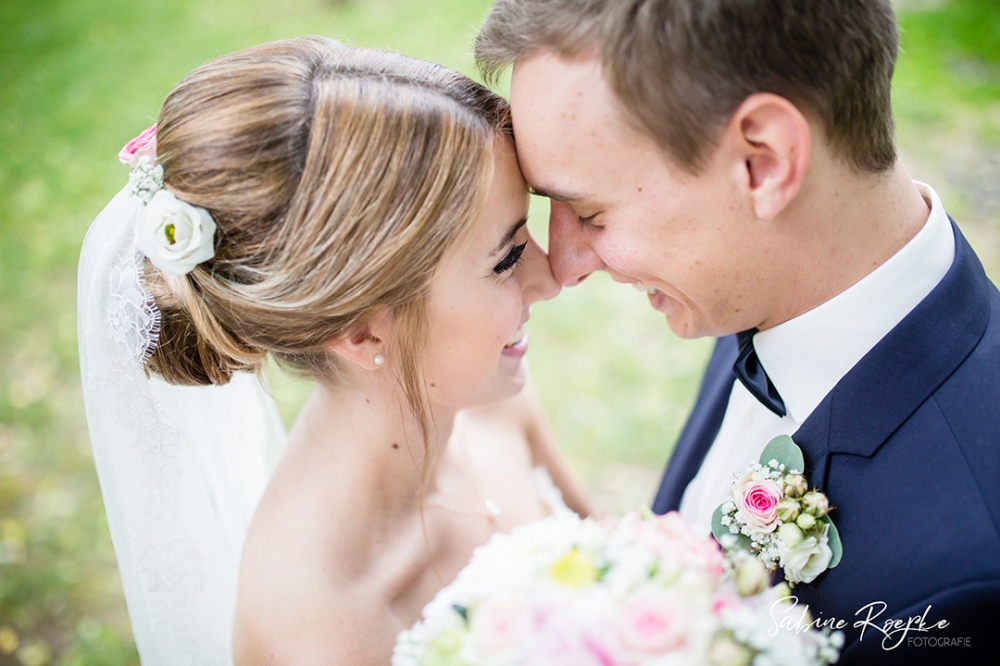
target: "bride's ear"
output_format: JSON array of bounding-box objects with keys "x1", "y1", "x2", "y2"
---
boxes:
[
  {"x1": 327, "y1": 310, "x2": 393, "y2": 371},
  {"x1": 726, "y1": 93, "x2": 811, "y2": 221}
]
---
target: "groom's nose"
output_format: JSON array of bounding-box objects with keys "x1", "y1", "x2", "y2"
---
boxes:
[{"x1": 547, "y1": 200, "x2": 605, "y2": 287}]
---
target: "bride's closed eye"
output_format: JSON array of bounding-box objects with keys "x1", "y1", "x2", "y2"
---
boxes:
[{"x1": 494, "y1": 241, "x2": 527, "y2": 275}]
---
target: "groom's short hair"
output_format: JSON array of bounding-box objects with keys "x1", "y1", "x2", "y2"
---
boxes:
[{"x1": 476, "y1": 0, "x2": 899, "y2": 174}]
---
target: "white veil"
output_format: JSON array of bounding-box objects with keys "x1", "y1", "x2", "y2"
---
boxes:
[{"x1": 78, "y1": 185, "x2": 287, "y2": 665}]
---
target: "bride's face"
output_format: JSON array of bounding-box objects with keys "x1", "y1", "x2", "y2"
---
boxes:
[{"x1": 420, "y1": 138, "x2": 559, "y2": 410}]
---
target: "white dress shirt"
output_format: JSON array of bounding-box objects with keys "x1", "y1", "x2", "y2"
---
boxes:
[{"x1": 678, "y1": 182, "x2": 955, "y2": 532}]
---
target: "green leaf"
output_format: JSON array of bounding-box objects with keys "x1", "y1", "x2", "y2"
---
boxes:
[
  {"x1": 711, "y1": 505, "x2": 751, "y2": 551},
  {"x1": 823, "y1": 516, "x2": 843, "y2": 569},
  {"x1": 758, "y1": 435, "x2": 805, "y2": 474},
  {"x1": 452, "y1": 604, "x2": 469, "y2": 625}
]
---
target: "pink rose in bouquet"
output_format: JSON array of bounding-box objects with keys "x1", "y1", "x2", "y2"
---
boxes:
[
  {"x1": 615, "y1": 590, "x2": 698, "y2": 656},
  {"x1": 520, "y1": 595, "x2": 619, "y2": 666},
  {"x1": 631, "y1": 511, "x2": 725, "y2": 578},
  {"x1": 469, "y1": 597, "x2": 519, "y2": 655}
]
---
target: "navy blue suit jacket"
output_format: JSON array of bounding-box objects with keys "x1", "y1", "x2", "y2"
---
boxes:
[{"x1": 653, "y1": 222, "x2": 1000, "y2": 664}]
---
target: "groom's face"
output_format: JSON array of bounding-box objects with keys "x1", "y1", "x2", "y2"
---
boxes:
[{"x1": 510, "y1": 51, "x2": 766, "y2": 339}]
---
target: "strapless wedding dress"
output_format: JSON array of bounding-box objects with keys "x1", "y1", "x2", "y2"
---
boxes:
[{"x1": 531, "y1": 465, "x2": 575, "y2": 517}]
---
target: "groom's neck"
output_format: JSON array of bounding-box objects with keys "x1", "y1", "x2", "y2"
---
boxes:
[{"x1": 755, "y1": 157, "x2": 930, "y2": 331}]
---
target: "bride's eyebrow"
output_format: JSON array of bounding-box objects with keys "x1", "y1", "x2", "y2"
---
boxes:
[{"x1": 492, "y1": 217, "x2": 528, "y2": 255}]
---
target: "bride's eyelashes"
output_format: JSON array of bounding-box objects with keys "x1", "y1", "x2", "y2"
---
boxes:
[{"x1": 494, "y1": 242, "x2": 527, "y2": 275}]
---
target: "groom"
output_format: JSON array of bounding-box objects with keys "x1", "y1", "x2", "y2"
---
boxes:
[{"x1": 476, "y1": 0, "x2": 999, "y2": 663}]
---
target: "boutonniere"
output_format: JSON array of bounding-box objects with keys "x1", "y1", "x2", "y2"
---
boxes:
[{"x1": 712, "y1": 435, "x2": 842, "y2": 585}]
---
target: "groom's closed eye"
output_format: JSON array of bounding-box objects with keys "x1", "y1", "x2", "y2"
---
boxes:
[{"x1": 528, "y1": 187, "x2": 597, "y2": 226}]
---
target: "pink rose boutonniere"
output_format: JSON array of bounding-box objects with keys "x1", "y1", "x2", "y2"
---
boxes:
[
  {"x1": 732, "y1": 469, "x2": 784, "y2": 534},
  {"x1": 713, "y1": 435, "x2": 843, "y2": 586}
]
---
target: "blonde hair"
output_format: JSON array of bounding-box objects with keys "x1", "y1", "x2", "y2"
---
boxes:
[{"x1": 144, "y1": 36, "x2": 513, "y2": 438}]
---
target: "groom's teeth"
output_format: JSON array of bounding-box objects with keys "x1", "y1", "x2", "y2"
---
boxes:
[
  {"x1": 505, "y1": 326, "x2": 526, "y2": 347},
  {"x1": 632, "y1": 282, "x2": 658, "y2": 294}
]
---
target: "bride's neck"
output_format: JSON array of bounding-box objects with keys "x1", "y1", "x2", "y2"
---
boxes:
[{"x1": 297, "y1": 376, "x2": 457, "y2": 509}]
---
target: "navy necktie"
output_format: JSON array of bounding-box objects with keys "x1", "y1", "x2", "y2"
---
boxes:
[{"x1": 733, "y1": 329, "x2": 787, "y2": 418}]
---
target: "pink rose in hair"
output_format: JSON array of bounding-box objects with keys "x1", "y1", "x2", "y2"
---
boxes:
[
  {"x1": 733, "y1": 471, "x2": 783, "y2": 533},
  {"x1": 119, "y1": 124, "x2": 158, "y2": 167}
]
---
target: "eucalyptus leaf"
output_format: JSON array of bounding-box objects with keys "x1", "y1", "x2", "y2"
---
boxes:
[
  {"x1": 711, "y1": 505, "x2": 751, "y2": 551},
  {"x1": 758, "y1": 435, "x2": 805, "y2": 474},
  {"x1": 823, "y1": 516, "x2": 843, "y2": 569}
]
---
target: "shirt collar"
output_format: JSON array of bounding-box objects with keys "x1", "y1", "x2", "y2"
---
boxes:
[{"x1": 752, "y1": 182, "x2": 955, "y2": 423}]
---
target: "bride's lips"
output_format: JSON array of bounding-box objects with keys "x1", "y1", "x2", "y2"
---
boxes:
[{"x1": 501, "y1": 324, "x2": 529, "y2": 358}]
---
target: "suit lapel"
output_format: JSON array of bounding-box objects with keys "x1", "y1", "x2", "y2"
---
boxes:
[
  {"x1": 653, "y1": 335, "x2": 739, "y2": 513},
  {"x1": 793, "y1": 220, "x2": 991, "y2": 488}
]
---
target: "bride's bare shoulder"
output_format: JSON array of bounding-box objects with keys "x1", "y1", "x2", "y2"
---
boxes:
[
  {"x1": 232, "y1": 573, "x2": 392, "y2": 666},
  {"x1": 232, "y1": 446, "x2": 386, "y2": 664}
]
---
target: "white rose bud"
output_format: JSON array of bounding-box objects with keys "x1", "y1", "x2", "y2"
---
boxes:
[
  {"x1": 135, "y1": 190, "x2": 217, "y2": 276},
  {"x1": 707, "y1": 635, "x2": 753, "y2": 666},
  {"x1": 735, "y1": 556, "x2": 771, "y2": 597},
  {"x1": 802, "y1": 491, "x2": 830, "y2": 518},
  {"x1": 783, "y1": 473, "x2": 808, "y2": 498},
  {"x1": 772, "y1": 582, "x2": 792, "y2": 600},
  {"x1": 778, "y1": 523, "x2": 804, "y2": 548},
  {"x1": 796, "y1": 513, "x2": 817, "y2": 531},
  {"x1": 775, "y1": 498, "x2": 801, "y2": 522}
]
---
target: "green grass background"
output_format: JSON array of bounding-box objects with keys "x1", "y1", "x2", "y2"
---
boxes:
[{"x1": 1, "y1": 0, "x2": 998, "y2": 663}]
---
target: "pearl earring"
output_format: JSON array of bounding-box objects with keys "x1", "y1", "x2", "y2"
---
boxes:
[{"x1": 373, "y1": 354, "x2": 385, "y2": 366}]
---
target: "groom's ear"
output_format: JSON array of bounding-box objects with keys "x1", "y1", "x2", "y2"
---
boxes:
[
  {"x1": 726, "y1": 93, "x2": 811, "y2": 221},
  {"x1": 327, "y1": 309, "x2": 393, "y2": 371}
]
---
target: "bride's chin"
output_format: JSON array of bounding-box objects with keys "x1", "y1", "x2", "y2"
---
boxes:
[{"x1": 497, "y1": 355, "x2": 529, "y2": 390}]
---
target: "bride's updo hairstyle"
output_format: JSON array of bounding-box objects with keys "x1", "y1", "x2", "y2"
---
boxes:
[{"x1": 144, "y1": 36, "x2": 512, "y2": 426}]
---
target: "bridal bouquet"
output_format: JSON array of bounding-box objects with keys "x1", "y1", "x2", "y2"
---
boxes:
[{"x1": 393, "y1": 511, "x2": 842, "y2": 666}]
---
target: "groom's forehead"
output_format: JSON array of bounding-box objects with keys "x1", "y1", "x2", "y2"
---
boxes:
[
  {"x1": 510, "y1": 51, "x2": 609, "y2": 126},
  {"x1": 510, "y1": 52, "x2": 637, "y2": 170}
]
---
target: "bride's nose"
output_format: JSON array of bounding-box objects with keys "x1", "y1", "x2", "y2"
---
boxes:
[{"x1": 519, "y1": 236, "x2": 561, "y2": 304}]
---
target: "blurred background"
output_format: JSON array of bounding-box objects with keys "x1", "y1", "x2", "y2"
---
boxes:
[{"x1": 0, "y1": 0, "x2": 997, "y2": 663}]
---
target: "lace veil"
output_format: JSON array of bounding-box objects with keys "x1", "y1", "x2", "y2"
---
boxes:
[{"x1": 78, "y1": 185, "x2": 287, "y2": 665}]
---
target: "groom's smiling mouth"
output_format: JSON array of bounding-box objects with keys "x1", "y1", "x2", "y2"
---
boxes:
[
  {"x1": 632, "y1": 282, "x2": 659, "y2": 295},
  {"x1": 632, "y1": 282, "x2": 675, "y2": 320}
]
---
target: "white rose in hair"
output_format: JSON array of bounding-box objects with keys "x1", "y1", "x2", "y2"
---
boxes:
[
  {"x1": 778, "y1": 524, "x2": 833, "y2": 585},
  {"x1": 135, "y1": 189, "x2": 217, "y2": 276}
]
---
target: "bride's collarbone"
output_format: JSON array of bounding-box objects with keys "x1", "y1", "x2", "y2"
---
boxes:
[{"x1": 251, "y1": 401, "x2": 544, "y2": 579}]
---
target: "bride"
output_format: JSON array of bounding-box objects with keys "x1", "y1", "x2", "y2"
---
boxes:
[{"x1": 79, "y1": 36, "x2": 589, "y2": 666}]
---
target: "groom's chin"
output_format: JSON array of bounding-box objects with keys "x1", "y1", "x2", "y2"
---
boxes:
[
  {"x1": 664, "y1": 317, "x2": 706, "y2": 339},
  {"x1": 649, "y1": 293, "x2": 702, "y2": 339}
]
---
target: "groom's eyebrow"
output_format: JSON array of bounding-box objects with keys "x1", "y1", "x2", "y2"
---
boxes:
[{"x1": 493, "y1": 217, "x2": 529, "y2": 255}]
